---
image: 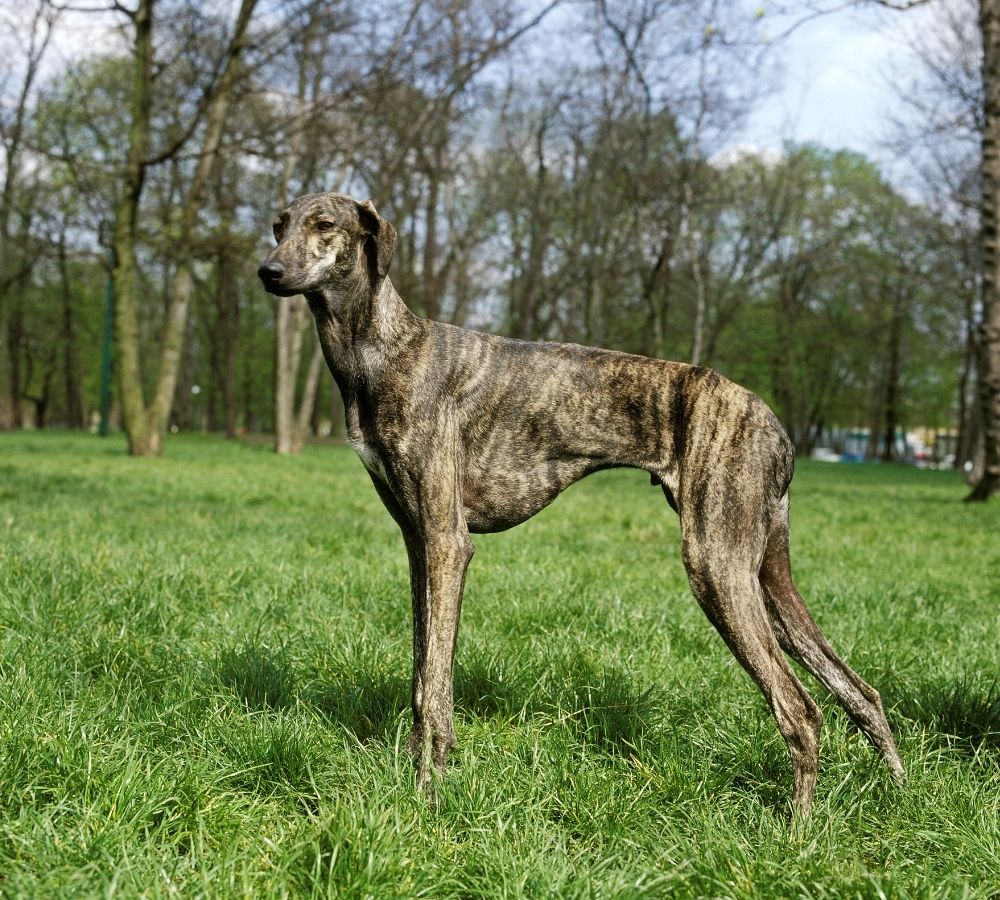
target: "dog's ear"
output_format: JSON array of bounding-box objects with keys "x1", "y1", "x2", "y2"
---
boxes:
[{"x1": 355, "y1": 199, "x2": 397, "y2": 279}]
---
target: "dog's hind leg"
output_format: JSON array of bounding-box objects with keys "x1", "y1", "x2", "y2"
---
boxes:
[
  {"x1": 681, "y1": 523, "x2": 824, "y2": 816},
  {"x1": 759, "y1": 496, "x2": 904, "y2": 781}
]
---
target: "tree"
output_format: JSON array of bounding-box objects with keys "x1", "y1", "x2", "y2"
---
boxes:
[
  {"x1": 968, "y1": 0, "x2": 1000, "y2": 499},
  {"x1": 883, "y1": 0, "x2": 987, "y2": 481},
  {"x1": 109, "y1": 0, "x2": 257, "y2": 456},
  {"x1": 0, "y1": 1, "x2": 58, "y2": 427},
  {"x1": 0, "y1": 0, "x2": 975, "y2": 454},
  {"x1": 270, "y1": 0, "x2": 342, "y2": 455}
]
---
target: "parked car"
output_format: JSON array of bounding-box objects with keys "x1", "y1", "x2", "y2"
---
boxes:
[{"x1": 810, "y1": 447, "x2": 841, "y2": 463}]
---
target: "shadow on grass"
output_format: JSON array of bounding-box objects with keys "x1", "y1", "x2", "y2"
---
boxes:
[
  {"x1": 216, "y1": 637, "x2": 410, "y2": 742},
  {"x1": 308, "y1": 654, "x2": 664, "y2": 758},
  {"x1": 884, "y1": 674, "x2": 1000, "y2": 752},
  {"x1": 305, "y1": 672, "x2": 410, "y2": 743},
  {"x1": 454, "y1": 648, "x2": 666, "y2": 758},
  {"x1": 218, "y1": 639, "x2": 298, "y2": 710},
  {"x1": 719, "y1": 762, "x2": 789, "y2": 811},
  {"x1": 215, "y1": 638, "x2": 818, "y2": 811},
  {"x1": 217, "y1": 638, "x2": 666, "y2": 757}
]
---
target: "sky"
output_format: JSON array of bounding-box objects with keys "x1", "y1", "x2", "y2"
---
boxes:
[
  {"x1": 3, "y1": 0, "x2": 939, "y2": 189},
  {"x1": 742, "y1": 2, "x2": 929, "y2": 182}
]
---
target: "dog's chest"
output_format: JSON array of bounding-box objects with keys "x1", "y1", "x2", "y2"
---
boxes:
[{"x1": 344, "y1": 398, "x2": 389, "y2": 482}]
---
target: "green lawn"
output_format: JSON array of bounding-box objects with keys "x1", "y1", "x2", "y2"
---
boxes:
[{"x1": 1, "y1": 432, "x2": 998, "y2": 898}]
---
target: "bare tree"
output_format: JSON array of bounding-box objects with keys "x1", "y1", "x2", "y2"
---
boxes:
[
  {"x1": 55, "y1": 230, "x2": 86, "y2": 429},
  {"x1": 0, "y1": 0, "x2": 58, "y2": 426},
  {"x1": 271, "y1": 0, "x2": 339, "y2": 455},
  {"x1": 968, "y1": 0, "x2": 1000, "y2": 499},
  {"x1": 798, "y1": 0, "x2": 994, "y2": 487},
  {"x1": 884, "y1": 0, "x2": 983, "y2": 474},
  {"x1": 109, "y1": 0, "x2": 258, "y2": 456},
  {"x1": 591, "y1": 0, "x2": 773, "y2": 360}
]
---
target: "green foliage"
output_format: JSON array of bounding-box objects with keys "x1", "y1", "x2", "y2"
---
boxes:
[
  {"x1": 1, "y1": 433, "x2": 998, "y2": 896},
  {"x1": 1, "y1": 3, "x2": 975, "y2": 444},
  {"x1": 710, "y1": 146, "x2": 968, "y2": 439}
]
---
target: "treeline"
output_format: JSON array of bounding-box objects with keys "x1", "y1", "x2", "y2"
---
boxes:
[{"x1": 0, "y1": 0, "x2": 980, "y2": 460}]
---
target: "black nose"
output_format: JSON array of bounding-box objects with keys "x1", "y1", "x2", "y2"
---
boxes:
[{"x1": 257, "y1": 261, "x2": 285, "y2": 281}]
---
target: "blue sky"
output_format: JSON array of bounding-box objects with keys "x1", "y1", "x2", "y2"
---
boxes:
[
  {"x1": 13, "y1": 0, "x2": 932, "y2": 188},
  {"x1": 743, "y1": 2, "x2": 924, "y2": 179}
]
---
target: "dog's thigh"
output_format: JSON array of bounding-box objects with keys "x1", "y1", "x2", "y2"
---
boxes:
[{"x1": 676, "y1": 464, "x2": 823, "y2": 810}]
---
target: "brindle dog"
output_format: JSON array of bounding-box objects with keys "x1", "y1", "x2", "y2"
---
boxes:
[{"x1": 258, "y1": 192, "x2": 904, "y2": 815}]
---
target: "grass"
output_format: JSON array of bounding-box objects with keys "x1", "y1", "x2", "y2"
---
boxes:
[{"x1": 1, "y1": 431, "x2": 999, "y2": 898}]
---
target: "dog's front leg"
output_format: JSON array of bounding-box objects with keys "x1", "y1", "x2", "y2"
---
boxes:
[
  {"x1": 401, "y1": 533, "x2": 428, "y2": 747},
  {"x1": 369, "y1": 470, "x2": 473, "y2": 793},
  {"x1": 409, "y1": 527, "x2": 474, "y2": 792}
]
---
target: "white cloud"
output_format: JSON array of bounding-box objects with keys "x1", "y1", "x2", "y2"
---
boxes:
[{"x1": 709, "y1": 144, "x2": 785, "y2": 168}]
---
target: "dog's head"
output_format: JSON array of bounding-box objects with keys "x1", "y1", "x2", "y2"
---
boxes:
[{"x1": 258, "y1": 192, "x2": 397, "y2": 297}]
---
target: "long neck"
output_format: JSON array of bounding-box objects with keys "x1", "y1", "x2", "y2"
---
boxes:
[{"x1": 305, "y1": 275, "x2": 422, "y2": 391}]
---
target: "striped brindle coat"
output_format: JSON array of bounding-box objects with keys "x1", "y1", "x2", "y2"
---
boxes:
[{"x1": 258, "y1": 192, "x2": 904, "y2": 815}]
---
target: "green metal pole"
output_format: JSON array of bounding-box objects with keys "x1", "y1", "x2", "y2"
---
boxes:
[{"x1": 98, "y1": 247, "x2": 114, "y2": 437}]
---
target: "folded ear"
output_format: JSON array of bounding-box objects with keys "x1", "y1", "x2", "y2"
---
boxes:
[{"x1": 355, "y1": 199, "x2": 397, "y2": 278}]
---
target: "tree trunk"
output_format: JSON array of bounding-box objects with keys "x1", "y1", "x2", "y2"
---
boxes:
[
  {"x1": 968, "y1": 0, "x2": 1000, "y2": 499},
  {"x1": 221, "y1": 296, "x2": 240, "y2": 440},
  {"x1": 771, "y1": 278, "x2": 800, "y2": 451},
  {"x1": 294, "y1": 342, "x2": 325, "y2": 447},
  {"x1": 208, "y1": 204, "x2": 241, "y2": 437},
  {"x1": 111, "y1": 0, "x2": 156, "y2": 455},
  {"x1": 57, "y1": 232, "x2": 85, "y2": 428},
  {"x1": 422, "y1": 147, "x2": 443, "y2": 320},
  {"x1": 955, "y1": 275, "x2": 978, "y2": 467},
  {"x1": 112, "y1": 0, "x2": 257, "y2": 457},
  {"x1": 685, "y1": 181, "x2": 708, "y2": 367},
  {"x1": 26, "y1": 352, "x2": 54, "y2": 429},
  {"x1": 274, "y1": 294, "x2": 324, "y2": 453},
  {"x1": 866, "y1": 379, "x2": 883, "y2": 460},
  {"x1": 272, "y1": 0, "x2": 325, "y2": 455},
  {"x1": 639, "y1": 227, "x2": 675, "y2": 361},
  {"x1": 6, "y1": 300, "x2": 24, "y2": 428},
  {"x1": 880, "y1": 286, "x2": 906, "y2": 462},
  {"x1": 274, "y1": 296, "x2": 307, "y2": 454},
  {"x1": 273, "y1": 321, "x2": 324, "y2": 453},
  {"x1": 513, "y1": 123, "x2": 550, "y2": 340},
  {"x1": 969, "y1": 410, "x2": 986, "y2": 483}
]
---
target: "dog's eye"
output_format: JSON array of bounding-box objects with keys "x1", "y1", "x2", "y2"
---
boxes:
[
  {"x1": 272, "y1": 221, "x2": 283, "y2": 241},
  {"x1": 315, "y1": 221, "x2": 335, "y2": 233}
]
